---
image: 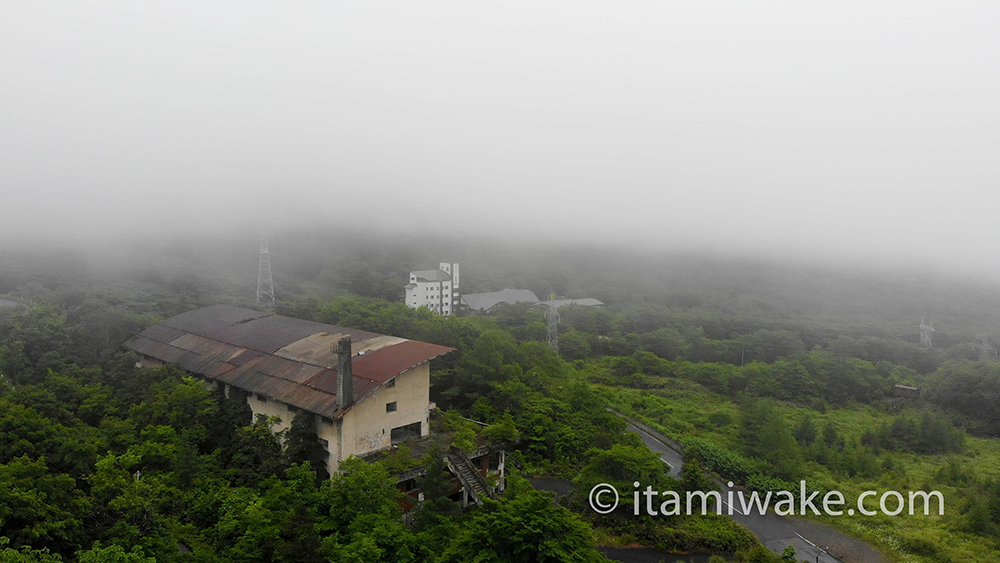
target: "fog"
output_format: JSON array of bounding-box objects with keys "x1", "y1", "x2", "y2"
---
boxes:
[{"x1": 2, "y1": 1, "x2": 998, "y2": 275}]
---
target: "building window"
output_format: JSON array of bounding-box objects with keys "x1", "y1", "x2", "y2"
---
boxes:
[
  {"x1": 386, "y1": 378, "x2": 396, "y2": 388},
  {"x1": 318, "y1": 438, "x2": 329, "y2": 451},
  {"x1": 386, "y1": 401, "x2": 397, "y2": 413}
]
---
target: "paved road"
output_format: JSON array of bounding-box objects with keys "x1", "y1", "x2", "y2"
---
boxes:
[
  {"x1": 625, "y1": 423, "x2": 888, "y2": 563},
  {"x1": 629, "y1": 424, "x2": 683, "y2": 478}
]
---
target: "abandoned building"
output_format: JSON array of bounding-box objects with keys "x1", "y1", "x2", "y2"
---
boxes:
[
  {"x1": 123, "y1": 304, "x2": 454, "y2": 476},
  {"x1": 387, "y1": 444, "x2": 508, "y2": 510}
]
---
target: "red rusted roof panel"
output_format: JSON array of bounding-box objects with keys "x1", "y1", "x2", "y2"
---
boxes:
[
  {"x1": 302, "y1": 368, "x2": 340, "y2": 394},
  {"x1": 302, "y1": 368, "x2": 379, "y2": 399},
  {"x1": 352, "y1": 340, "x2": 456, "y2": 384}
]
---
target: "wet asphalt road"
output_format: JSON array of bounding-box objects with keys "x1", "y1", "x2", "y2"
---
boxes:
[
  {"x1": 629, "y1": 424, "x2": 684, "y2": 478},
  {"x1": 625, "y1": 424, "x2": 888, "y2": 563}
]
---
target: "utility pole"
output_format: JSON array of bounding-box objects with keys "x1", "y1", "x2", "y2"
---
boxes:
[{"x1": 256, "y1": 230, "x2": 275, "y2": 305}]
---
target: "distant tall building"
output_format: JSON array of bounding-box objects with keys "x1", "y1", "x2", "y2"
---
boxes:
[{"x1": 405, "y1": 262, "x2": 460, "y2": 316}]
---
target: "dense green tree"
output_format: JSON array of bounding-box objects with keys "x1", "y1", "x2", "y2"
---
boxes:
[
  {"x1": 481, "y1": 413, "x2": 520, "y2": 445},
  {"x1": 0, "y1": 537, "x2": 62, "y2": 563},
  {"x1": 559, "y1": 329, "x2": 592, "y2": 361},
  {"x1": 76, "y1": 544, "x2": 157, "y2": 563},
  {"x1": 213, "y1": 386, "x2": 253, "y2": 459},
  {"x1": 0, "y1": 458, "x2": 89, "y2": 555},
  {"x1": 793, "y1": 413, "x2": 817, "y2": 445},
  {"x1": 638, "y1": 327, "x2": 689, "y2": 361},
  {"x1": 740, "y1": 399, "x2": 801, "y2": 480},
  {"x1": 412, "y1": 451, "x2": 460, "y2": 530},
  {"x1": 442, "y1": 488, "x2": 604, "y2": 563},
  {"x1": 227, "y1": 416, "x2": 287, "y2": 487},
  {"x1": 285, "y1": 412, "x2": 330, "y2": 482}
]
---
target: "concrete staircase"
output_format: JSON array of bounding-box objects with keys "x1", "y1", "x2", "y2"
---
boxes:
[{"x1": 446, "y1": 446, "x2": 495, "y2": 506}]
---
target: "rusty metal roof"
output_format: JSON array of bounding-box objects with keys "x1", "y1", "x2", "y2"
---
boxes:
[
  {"x1": 353, "y1": 341, "x2": 454, "y2": 381},
  {"x1": 123, "y1": 305, "x2": 455, "y2": 419}
]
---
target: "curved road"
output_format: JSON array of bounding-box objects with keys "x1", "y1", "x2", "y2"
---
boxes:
[{"x1": 626, "y1": 423, "x2": 888, "y2": 563}]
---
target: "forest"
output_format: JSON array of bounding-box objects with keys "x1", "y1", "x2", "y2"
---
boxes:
[{"x1": 1, "y1": 230, "x2": 999, "y2": 562}]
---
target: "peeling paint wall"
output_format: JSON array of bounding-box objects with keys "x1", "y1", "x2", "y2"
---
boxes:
[
  {"x1": 340, "y1": 362, "x2": 431, "y2": 465},
  {"x1": 356, "y1": 431, "x2": 389, "y2": 453}
]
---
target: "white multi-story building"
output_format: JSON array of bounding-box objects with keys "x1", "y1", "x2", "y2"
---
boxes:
[{"x1": 405, "y1": 262, "x2": 459, "y2": 316}]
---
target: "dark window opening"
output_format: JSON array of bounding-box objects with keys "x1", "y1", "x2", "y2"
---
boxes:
[{"x1": 390, "y1": 421, "x2": 422, "y2": 444}]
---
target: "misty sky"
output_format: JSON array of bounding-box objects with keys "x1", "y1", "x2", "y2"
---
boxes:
[{"x1": 2, "y1": 1, "x2": 998, "y2": 271}]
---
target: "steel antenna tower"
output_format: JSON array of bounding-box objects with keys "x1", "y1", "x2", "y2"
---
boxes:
[
  {"x1": 545, "y1": 293, "x2": 559, "y2": 353},
  {"x1": 919, "y1": 318, "x2": 934, "y2": 348},
  {"x1": 256, "y1": 230, "x2": 275, "y2": 304}
]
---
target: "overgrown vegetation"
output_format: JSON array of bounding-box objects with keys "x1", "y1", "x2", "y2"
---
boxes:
[{"x1": 4, "y1": 236, "x2": 1000, "y2": 562}]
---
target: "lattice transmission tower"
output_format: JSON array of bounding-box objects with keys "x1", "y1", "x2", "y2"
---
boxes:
[
  {"x1": 976, "y1": 334, "x2": 997, "y2": 362},
  {"x1": 256, "y1": 230, "x2": 275, "y2": 304},
  {"x1": 919, "y1": 318, "x2": 934, "y2": 348}
]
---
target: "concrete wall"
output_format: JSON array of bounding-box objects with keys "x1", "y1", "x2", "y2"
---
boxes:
[
  {"x1": 316, "y1": 417, "x2": 339, "y2": 475},
  {"x1": 247, "y1": 394, "x2": 295, "y2": 435},
  {"x1": 340, "y1": 362, "x2": 430, "y2": 464}
]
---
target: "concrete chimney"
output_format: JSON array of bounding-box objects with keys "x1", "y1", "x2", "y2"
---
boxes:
[{"x1": 337, "y1": 337, "x2": 354, "y2": 408}]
